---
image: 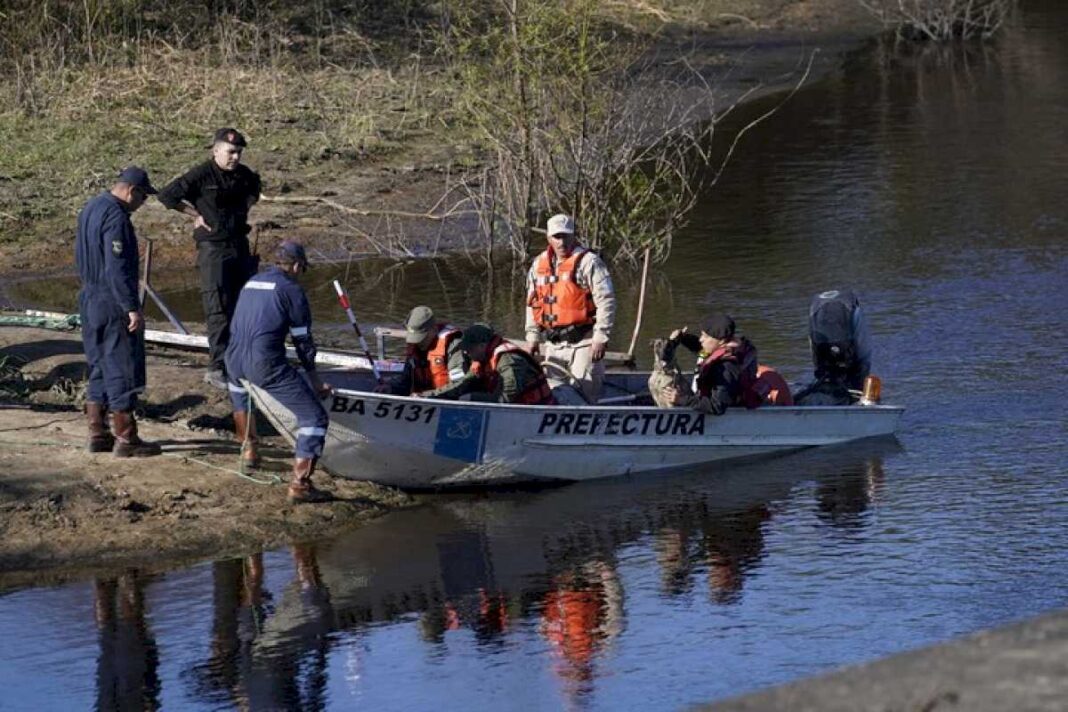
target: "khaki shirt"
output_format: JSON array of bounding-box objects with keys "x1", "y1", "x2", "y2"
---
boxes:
[{"x1": 524, "y1": 247, "x2": 616, "y2": 345}]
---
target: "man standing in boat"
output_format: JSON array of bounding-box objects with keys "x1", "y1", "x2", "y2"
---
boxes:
[
  {"x1": 376, "y1": 305, "x2": 468, "y2": 396},
  {"x1": 525, "y1": 213, "x2": 615, "y2": 404},
  {"x1": 225, "y1": 240, "x2": 333, "y2": 503},
  {"x1": 75, "y1": 166, "x2": 162, "y2": 458},
  {"x1": 158, "y1": 127, "x2": 262, "y2": 390},
  {"x1": 429, "y1": 324, "x2": 554, "y2": 404}
]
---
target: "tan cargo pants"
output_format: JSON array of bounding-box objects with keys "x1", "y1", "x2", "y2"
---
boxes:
[{"x1": 542, "y1": 338, "x2": 605, "y2": 404}]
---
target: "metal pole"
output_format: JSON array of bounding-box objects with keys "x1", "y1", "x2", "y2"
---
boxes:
[
  {"x1": 332, "y1": 280, "x2": 382, "y2": 382},
  {"x1": 139, "y1": 239, "x2": 154, "y2": 308},
  {"x1": 625, "y1": 247, "x2": 652, "y2": 367}
]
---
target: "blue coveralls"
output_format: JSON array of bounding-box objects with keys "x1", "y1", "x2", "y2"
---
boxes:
[
  {"x1": 75, "y1": 192, "x2": 145, "y2": 412},
  {"x1": 225, "y1": 266, "x2": 328, "y2": 459}
]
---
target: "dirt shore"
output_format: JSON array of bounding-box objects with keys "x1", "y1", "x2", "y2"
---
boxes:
[{"x1": 0, "y1": 326, "x2": 412, "y2": 591}]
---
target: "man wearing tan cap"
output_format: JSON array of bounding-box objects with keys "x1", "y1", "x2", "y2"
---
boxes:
[{"x1": 525, "y1": 213, "x2": 615, "y2": 403}]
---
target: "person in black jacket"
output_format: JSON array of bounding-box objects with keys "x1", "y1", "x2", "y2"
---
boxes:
[
  {"x1": 158, "y1": 128, "x2": 262, "y2": 389},
  {"x1": 662, "y1": 314, "x2": 758, "y2": 416}
]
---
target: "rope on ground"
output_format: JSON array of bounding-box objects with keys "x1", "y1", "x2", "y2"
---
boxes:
[
  {"x1": 161, "y1": 451, "x2": 283, "y2": 486},
  {"x1": 0, "y1": 432, "x2": 282, "y2": 486},
  {"x1": 0, "y1": 438, "x2": 73, "y2": 447},
  {"x1": 0, "y1": 416, "x2": 82, "y2": 433}
]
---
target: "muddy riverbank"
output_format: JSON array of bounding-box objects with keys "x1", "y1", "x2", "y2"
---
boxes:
[{"x1": 0, "y1": 326, "x2": 412, "y2": 591}]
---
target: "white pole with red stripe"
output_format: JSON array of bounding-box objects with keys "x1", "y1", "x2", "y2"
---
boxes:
[{"x1": 332, "y1": 279, "x2": 382, "y2": 383}]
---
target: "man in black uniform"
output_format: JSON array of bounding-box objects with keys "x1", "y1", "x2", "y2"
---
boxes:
[
  {"x1": 75, "y1": 166, "x2": 161, "y2": 457},
  {"x1": 158, "y1": 127, "x2": 262, "y2": 389}
]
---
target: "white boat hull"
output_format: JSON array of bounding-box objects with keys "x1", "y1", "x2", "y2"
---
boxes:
[{"x1": 248, "y1": 373, "x2": 903, "y2": 489}]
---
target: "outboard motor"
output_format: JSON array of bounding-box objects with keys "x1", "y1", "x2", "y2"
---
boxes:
[
  {"x1": 809, "y1": 288, "x2": 871, "y2": 390},
  {"x1": 795, "y1": 289, "x2": 872, "y2": 405}
]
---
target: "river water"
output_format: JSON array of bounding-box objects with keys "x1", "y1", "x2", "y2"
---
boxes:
[{"x1": 3, "y1": 2, "x2": 1068, "y2": 709}]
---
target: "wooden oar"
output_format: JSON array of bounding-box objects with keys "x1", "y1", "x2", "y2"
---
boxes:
[{"x1": 332, "y1": 280, "x2": 382, "y2": 383}]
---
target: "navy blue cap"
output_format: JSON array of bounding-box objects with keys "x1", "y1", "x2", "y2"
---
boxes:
[
  {"x1": 274, "y1": 240, "x2": 308, "y2": 268},
  {"x1": 117, "y1": 166, "x2": 157, "y2": 194},
  {"x1": 701, "y1": 313, "x2": 735, "y2": 340},
  {"x1": 459, "y1": 323, "x2": 496, "y2": 350},
  {"x1": 212, "y1": 127, "x2": 247, "y2": 147}
]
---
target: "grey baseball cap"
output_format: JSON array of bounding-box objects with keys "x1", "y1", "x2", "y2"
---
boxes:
[
  {"x1": 405, "y1": 305, "x2": 435, "y2": 344},
  {"x1": 546, "y1": 213, "x2": 575, "y2": 236}
]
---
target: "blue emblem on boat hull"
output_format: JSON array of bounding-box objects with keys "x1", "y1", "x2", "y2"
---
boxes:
[{"x1": 433, "y1": 408, "x2": 487, "y2": 462}]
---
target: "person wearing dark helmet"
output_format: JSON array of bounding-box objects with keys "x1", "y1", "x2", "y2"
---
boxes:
[
  {"x1": 662, "y1": 314, "x2": 759, "y2": 416},
  {"x1": 75, "y1": 166, "x2": 162, "y2": 458},
  {"x1": 224, "y1": 240, "x2": 333, "y2": 503},
  {"x1": 158, "y1": 127, "x2": 262, "y2": 390}
]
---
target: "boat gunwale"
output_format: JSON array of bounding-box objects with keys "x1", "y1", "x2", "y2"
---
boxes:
[{"x1": 325, "y1": 385, "x2": 907, "y2": 416}]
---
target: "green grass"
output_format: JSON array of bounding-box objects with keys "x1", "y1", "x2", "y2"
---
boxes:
[{"x1": 0, "y1": 48, "x2": 461, "y2": 252}]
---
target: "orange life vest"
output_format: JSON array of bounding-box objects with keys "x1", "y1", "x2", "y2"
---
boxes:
[
  {"x1": 480, "y1": 337, "x2": 555, "y2": 405},
  {"x1": 528, "y1": 248, "x2": 596, "y2": 331},
  {"x1": 406, "y1": 325, "x2": 462, "y2": 392},
  {"x1": 749, "y1": 365, "x2": 794, "y2": 407}
]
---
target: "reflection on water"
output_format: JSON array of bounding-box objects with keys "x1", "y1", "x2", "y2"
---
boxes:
[
  {"x1": 184, "y1": 548, "x2": 335, "y2": 711},
  {"x1": 8, "y1": 443, "x2": 890, "y2": 711},
  {"x1": 3, "y1": 1, "x2": 1068, "y2": 709},
  {"x1": 94, "y1": 572, "x2": 160, "y2": 711},
  {"x1": 161, "y1": 445, "x2": 893, "y2": 709}
]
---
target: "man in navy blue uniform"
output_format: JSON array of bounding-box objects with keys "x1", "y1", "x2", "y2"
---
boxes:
[
  {"x1": 225, "y1": 240, "x2": 333, "y2": 503},
  {"x1": 75, "y1": 166, "x2": 161, "y2": 457}
]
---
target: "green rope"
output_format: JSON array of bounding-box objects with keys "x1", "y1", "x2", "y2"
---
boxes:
[{"x1": 162, "y1": 451, "x2": 283, "y2": 486}]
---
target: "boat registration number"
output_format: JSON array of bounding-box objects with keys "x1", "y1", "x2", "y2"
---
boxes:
[{"x1": 330, "y1": 396, "x2": 436, "y2": 424}]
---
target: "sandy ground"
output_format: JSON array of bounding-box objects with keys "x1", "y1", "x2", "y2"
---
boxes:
[
  {"x1": 0, "y1": 326, "x2": 412, "y2": 591},
  {"x1": 707, "y1": 608, "x2": 1068, "y2": 711}
]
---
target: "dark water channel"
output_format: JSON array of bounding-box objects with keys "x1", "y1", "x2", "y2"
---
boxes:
[{"x1": 3, "y1": 2, "x2": 1068, "y2": 709}]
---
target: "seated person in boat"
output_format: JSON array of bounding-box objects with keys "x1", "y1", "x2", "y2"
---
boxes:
[
  {"x1": 375, "y1": 305, "x2": 469, "y2": 396},
  {"x1": 427, "y1": 323, "x2": 555, "y2": 405},
  {"x1": 659, "y1": 314, "x2": 791, "y2": 415}
]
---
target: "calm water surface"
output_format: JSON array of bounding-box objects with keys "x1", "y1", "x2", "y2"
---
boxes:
[{"x1": 3, "y1": 2, "x2": 1068, "y2": 709}]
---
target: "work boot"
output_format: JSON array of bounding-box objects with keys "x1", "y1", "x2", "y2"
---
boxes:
[
  {"x1": 86, "y1": 402, "x2": 114, "y2": 453},
  {"x1": 111, "y1": 411, "x2": 162, "y2": 458},
  {"x1": 287, "y1": 457, "x2": 331, "y2": 504},
  {"x1": 203, "y1": 367, "x2": 228, "y2": 391},
  {"x1": 232, "y1": 410, "x2": 260, "y2": 471}
]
